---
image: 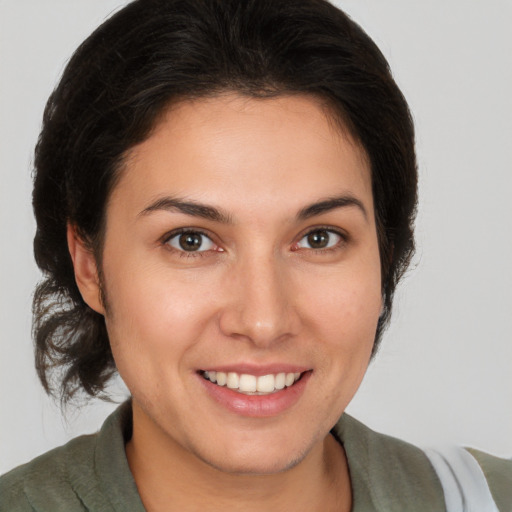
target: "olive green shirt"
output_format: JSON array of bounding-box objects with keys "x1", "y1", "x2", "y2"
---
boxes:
[{"x1": 1, "y1": 402, "x2": 510, "y2": 511}]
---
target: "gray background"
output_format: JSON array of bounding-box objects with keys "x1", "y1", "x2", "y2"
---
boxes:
[{"x1": 1, "y1": 0, "x2": 511, "y2": 473}]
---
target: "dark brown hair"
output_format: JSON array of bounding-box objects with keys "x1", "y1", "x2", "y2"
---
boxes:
[{"x1": 33, "y1": 0, "x2": 417, "y2": 403}]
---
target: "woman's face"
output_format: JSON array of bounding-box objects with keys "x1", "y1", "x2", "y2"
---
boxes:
[{"x1": 94, "y1": 94, "x2": 382, "y2": 473}]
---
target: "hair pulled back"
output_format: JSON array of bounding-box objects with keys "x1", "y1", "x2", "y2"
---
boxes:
[{"x1": 33, "y1": 0, "x2": 417, "y2": 402}]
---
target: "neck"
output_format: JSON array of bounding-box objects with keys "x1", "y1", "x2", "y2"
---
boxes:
[{"x1": 125, "y1": 403, "x2": 352, "y2": 512}]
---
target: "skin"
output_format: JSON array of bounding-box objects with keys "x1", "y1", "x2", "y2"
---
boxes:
[{"x1": 69, "y1": 93, "x2": 382, "y2": 511}]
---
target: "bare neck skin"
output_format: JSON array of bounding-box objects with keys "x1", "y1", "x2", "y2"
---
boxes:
[{"x1": 126, "y1": 402, "x2": 352, "y2": 512}]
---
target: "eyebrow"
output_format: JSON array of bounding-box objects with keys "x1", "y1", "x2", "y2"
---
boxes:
[
  {"x1": 297, "y1": 195, "x2": 368, "y2": 221},
  {"x1": 139, "y1": 197, "x2": 233, "y2": 224},
  {"x1": 139, "y1": 194, "x2": 368, "y2": 224}
]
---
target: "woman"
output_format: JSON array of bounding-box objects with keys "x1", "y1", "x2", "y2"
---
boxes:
[{"x1": 1, "y1": 0, "x2": 510, "y2": 510}]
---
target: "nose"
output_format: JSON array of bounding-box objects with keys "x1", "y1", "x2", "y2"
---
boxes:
[{"x1": 218, "y1": 252, "x2": 298, "y2": 347}]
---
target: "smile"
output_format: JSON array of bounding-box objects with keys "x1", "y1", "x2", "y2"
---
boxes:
[{"x1": 202, "y1": 370, "x2": 302, "y2": 395}]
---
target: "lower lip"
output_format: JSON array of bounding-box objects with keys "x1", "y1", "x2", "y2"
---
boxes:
[{"x1": 198, "y1": 371, "x2": 311, "y2": 418}]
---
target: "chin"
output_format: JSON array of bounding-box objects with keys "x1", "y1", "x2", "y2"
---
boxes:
[
  {"x1": 191, "y1": 433, "x2": 313, "y2": 476},
  {"x1": 202, "y1": 451, "x2": 306, "y2": 476}
]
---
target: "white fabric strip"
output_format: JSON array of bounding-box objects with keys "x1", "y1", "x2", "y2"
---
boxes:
[{"x1": 424, "y1": 446, "x2": 499, "y2": 512}]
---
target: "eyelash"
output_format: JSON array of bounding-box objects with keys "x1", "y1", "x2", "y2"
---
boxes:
[
  {"x1": 293, "y1": 226, "x2": 348, "y2": 254},
  {"x1": 161, "y1": 226, "x2": 348, "y2": 258},
  {"x1": 161, "y1": 228, "x2": 219, "y2": 259}
]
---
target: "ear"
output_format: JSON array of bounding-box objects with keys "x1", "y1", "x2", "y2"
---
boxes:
[{"x1": 67, "y1": 224, "x2": 105, "y2": 315}]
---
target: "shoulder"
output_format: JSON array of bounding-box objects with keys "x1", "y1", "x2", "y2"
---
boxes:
[
  {"x1": 334, "y1": 414, "x2": 447, "y2": 511},
  {"x1": 0, "y1": 401, "x2": 143, "y2": 512},
  {"x1": 467, "y1": 447, "x2": 512, "y2": 512},
  {"x1": 0, "y1": 434, "x2": 98, "y2": 512},
  {"x1": 334, "y1": 414, "x2": 512, "y2": 512}
]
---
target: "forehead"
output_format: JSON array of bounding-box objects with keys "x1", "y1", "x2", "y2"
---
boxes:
[{"x1": 114, "y1": 93, "x2": 373, "y2": 220}]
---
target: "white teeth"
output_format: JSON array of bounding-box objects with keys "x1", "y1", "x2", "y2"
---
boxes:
[
  {"x1": 275, "y1": 372, "x2": 286, "y2": 390},
  {"x1": 239, "y1": 374, "x2": 257, "y2": 392},
  {"x1": 226, "y1": 372, "x2": 239, "y2": 389},
  {"x1": 256, "y1": 374, "x2": 275, "y2": 393},
  {"x1": 203, "y1": 370, "x2": 302, "y2": 394}
]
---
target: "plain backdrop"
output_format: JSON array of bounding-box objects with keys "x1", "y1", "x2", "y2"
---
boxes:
[{"x1": 1, "y1": 0, "x2": 511, "y2": 474}]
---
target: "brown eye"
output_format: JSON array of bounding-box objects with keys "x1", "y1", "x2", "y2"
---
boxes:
[
  {"x1": 179, "y1": 233, "x2": 202, "y2": 251},
  {"x1": 167, "y1": 231, "x2": 215, "y2": 252},
  {"x1": 307, "y1": 230, "x2": 330, "y2": 249},
  {"x1": 296, "y1": 229, "x2": 342, "y2": 250}
]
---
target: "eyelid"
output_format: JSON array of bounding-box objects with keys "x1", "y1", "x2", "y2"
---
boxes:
[
  {"x1": 160, "y1": 225, "x2": 347, "y2": 255},
  {"x1": 292, "y1": 226, "x2": 348, "y2": 251},
  {"x1": 161, "y1": 227, "x2": 221, "y2": 254}
]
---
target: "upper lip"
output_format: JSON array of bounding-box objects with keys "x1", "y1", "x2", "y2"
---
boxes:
[{"x1": 199, "y1": 363, "x2": 311, "y2": 376}]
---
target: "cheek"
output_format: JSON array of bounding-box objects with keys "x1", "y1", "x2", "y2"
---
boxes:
[
  {"x1": 326, "y1": 294, "x2": 380, "y2": 399},
  {"x1": 303, "y1": 268, "x2": 382, "y2": 338},
  {"x1": 321, "y1": 291, "x2": 380, "y2": 378},
  {"x1": 298, "y1": 260, "x2": 382, "y2": 387},
  {"x1": 102, "y1": 261, "x2": 219, "y2": 375}
]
